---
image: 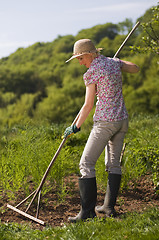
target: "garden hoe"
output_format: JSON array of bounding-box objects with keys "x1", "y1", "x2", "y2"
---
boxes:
[{"x1": 7, "y1": 21, "x2": 140, "y2": 225}]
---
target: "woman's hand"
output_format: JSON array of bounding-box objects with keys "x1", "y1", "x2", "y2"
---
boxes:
[{"x1": 63, "y1": 124, "x2": 80, "y2": 138}]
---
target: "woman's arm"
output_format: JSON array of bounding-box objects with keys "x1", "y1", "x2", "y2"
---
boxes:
[
  {"x1": 121, "y1": 60, "x2": 140, "y2": 73},
  {"x1": 76, "y1": 83, "x2": 96, "y2": 128}
]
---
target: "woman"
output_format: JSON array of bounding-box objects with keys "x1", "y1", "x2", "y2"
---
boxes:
[{"x1": 64, "y1": 39, "x2": 139, "y2": 222}]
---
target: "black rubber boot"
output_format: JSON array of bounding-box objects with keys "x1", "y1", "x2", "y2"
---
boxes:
[
  {"x1": 95, "y1": 173, "x2": 121, "y2": 217},
  {"x1": 68, "y1": 177, "x2": 97, "y2": 223}
]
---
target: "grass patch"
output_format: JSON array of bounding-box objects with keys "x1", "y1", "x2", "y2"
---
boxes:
[
  {"x1": 0, "y1": 114, "x2": 159, "y2": 202},
  {"x1": 0, "y1": 208, "x2": 159, "y2": 240},
  {"x1": 0, "y1": 114, "x2": 159, "y2": 239},
  {"x1": 0, "y1": 123, "x2": 80, "y2": 201}
]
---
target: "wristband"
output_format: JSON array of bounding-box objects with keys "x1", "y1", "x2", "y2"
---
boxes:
[{"x1": 73, "y1": 124, "x2": 81, "y2": 133}]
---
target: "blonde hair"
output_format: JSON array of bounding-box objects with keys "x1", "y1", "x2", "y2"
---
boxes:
[{"x1": 90, "y1": 52, "x2": 100, "y2": 59}]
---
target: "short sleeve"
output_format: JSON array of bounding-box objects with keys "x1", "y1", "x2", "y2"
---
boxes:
[
  {"x1": 83, "y1": 68, "x2": 99, "y2": 86},
  {"x1": 113, "y1": 57, "x2": 123, "y2": 68}
]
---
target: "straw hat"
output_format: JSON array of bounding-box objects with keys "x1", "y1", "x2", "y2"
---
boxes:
[{"x1": 66, "y1": 39, "x2": 103, "y2": 63}]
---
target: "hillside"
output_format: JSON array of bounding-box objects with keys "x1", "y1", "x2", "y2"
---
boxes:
[{"x1": 0, "y1": 6, "x2": 158, "y2": 127}]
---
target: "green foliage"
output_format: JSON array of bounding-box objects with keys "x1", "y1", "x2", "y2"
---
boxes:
[
  {"x1": 118, "y1": 18, "x2": 134, "y2": 34},
  {"x1": 0, "y1": 7, "x2": 159, "y2": 238},
  {"x1": 123, "y1": 146, "x2": 159, "y2": 191},
  {"x1": 34, "y1": 84, "x2": 84, "y2": 124},
  {"x1": 132, "y1": 3, "x2": 159, "y2": 54},
  {"x1": 0, "y1": 64, "x2": 46, "y2": 97},
  {"x1": 1, "y1": 114, "x2": 158, "y2": 203},
  {"x1": 0, "y1": 92, "x2": 16, "y2": 108},
  {"x1": 0, "y1": 6, "x2": 158, "y2": 202},
  {"x1": 0, "y1": 6, "x2": 158, "y2": 125},
  {"x1": 121, "y1": 114, "x2": 159, "y2": 191},
  {"x1": 76, "y1": 23, "x2": 118, "y2": 43},
  {"x1": 0, "y1": 208, "x2": 159, "y2": 239},
  {"x1": 0, "y1": 123, "x2": 79, "y2": 200},
  {"x1": 0, "y1": 92, "x2": 45, "y2": 127},
  {"x1": 52, "y1": 35, "x2": 75, "y2": 54},
  {"x1": 122, "y1": 54, "x2": 159, "y2": 116}
]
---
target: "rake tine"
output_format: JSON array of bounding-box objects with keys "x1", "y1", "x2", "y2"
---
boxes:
[
  {"x1": 25, "y1": 137, "x2": 67, "y2": 213},
  {"x1": 15, "y1": 190, "x2": 36, "y2": 208},
  {"x1": 36, "y1": 190, "x2": 41, "y2": 218}
]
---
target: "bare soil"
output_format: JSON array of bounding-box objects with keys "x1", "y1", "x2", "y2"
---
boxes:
[{"x1": 0, "y1": 174, "x2": 159, "y2": 230}]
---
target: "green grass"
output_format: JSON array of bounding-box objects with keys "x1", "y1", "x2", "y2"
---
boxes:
[
  {"x1": 0, "y1": 122, "x2": 80, "y2": 200},
  {"x1": 121, "y1": 114, "x2": 159, "y2": 192},
  {"x1": 0, "y1": 114, "x2": 159, "y2": 201},
  {"x1": 0, "y1": 208, "x2": 159, "y2": 240},
  {"x1": 0, "y1": 114, "x2": 159, "y2": 239}
]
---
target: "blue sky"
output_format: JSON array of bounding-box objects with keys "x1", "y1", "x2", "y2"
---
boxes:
[{"x1": 0, "y1": 0, "x2": 157, "y2": 58}]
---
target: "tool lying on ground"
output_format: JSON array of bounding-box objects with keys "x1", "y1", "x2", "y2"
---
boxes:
[{"x1": 7, "y1": 21, "x2": 140, "y2": 225}]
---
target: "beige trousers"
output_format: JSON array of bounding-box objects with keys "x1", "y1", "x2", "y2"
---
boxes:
[{"x1": 79, "y1": 119, "x2": 128, "y2": 178}]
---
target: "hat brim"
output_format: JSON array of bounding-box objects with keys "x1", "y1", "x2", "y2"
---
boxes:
[
  {"x1": 65, "y1": 53, "x2": 86, "y2": 63},
  {"x1": 65, "y1": 48, "x2": 103, "y2": 63}
]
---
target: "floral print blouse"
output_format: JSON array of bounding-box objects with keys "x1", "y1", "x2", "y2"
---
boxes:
[{"x1": 83, "y1": 55, "x2": 128, "y2": 122}]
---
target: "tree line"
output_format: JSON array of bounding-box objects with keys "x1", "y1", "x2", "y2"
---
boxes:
[{"x1": 0, "y1": 4, "x2": 158, "y2": 127}]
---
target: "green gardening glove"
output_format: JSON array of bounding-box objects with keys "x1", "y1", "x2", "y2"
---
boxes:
[{"x1": 63, "y1": 124, "x2": 80, "y2": 138}]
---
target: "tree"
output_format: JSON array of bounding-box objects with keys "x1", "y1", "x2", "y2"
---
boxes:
[
  {"x1": 132, "y1": 3, "x2": 159, "y2": 54},
  {"x1": 76, "y1": 23, "x2": 118, "y2": 44},
  {"x1": 118, "y1": 18, "x2": 133, "y2": 35}
]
